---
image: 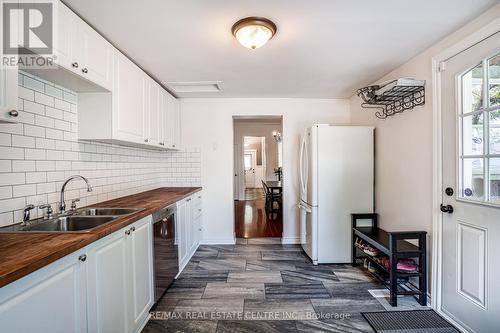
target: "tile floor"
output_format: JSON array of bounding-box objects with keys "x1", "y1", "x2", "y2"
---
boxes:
[{"x1": 143, "y1": 240, "x2": 427, "y2": 332}]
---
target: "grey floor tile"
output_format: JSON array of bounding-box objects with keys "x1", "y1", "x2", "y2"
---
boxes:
[
  {"x1": 281, "y1": 269, "x2": 340, "y2": 284},
  {"x1": 165, "y1": 281, "x2": 206, "y2": 299},
  {"x1": 203, "y1": 282, "x2": 265, "y2": 299},
  {"x1": 247, "y1": 238, "x2": 282, "y2": 245},
  {"x1": 244, "y1": 299, "x2": 316, "y2": 320},
  {"x1": 332, "y1": 267, "x2": 376, "y2": 283},
  {"x1": 295, "y1": 318, "x2": 374, "y2": 333},
  {"x1": 246, "y1": 260, "x2": 297, "y2": 271},
  {"x1": 227, "y1": 271, "x2": 283, "y2": 283},
  {"x1": 217, "y1": 252, "x2": 262, "y2": 260},
  {"x1": 197, "y1": 258, "x2": 247, "y2": 271},
  {"x1": 265, "y1": 283, "x2": 331, "y2": 299},
  {"x1": 192, "y1": 246, "x2": 220, "y2": 259},
  {"x1": 261, "y1": 251, "x2": 310, "y2": 261},
  {"x1": 143, "y1": 320, "x2": 218, "y2": 333},
  {"x1": 235, "y1": 238, "x2": 248, "y2": 245},
  {"x1": 235, "y1": 244, "x2": 303, "y2": 253},
  {"x1": 216, "y1": 320, "x2": 297, "y2": 333},
  {"x1": 311, "y1": 298, "x2": 386, "y2": 316},
  {"x1": 177, "y1": 270, "x2": 228, "y2": 283},
  {"x1": 174, "y1": 299, "x2": 244, "y2": 319},
  {"x1": 323, "y1": 282, "x2": 381, "y2": 300},
  {"x1": 151, "y1": 296, "x2": 178, "y2": 313}
]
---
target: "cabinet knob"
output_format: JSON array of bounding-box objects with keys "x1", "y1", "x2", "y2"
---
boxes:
[
  {"x1": 130, "y1": 226, "x2": 136, "y2": 232},
  {"x1": 172, "y1": 144, "x2": 176, "y2": 148},
  {"x1": 8, "y1": 110, "x2": 18, "y2": 117},
  {"x1": 72, "y1": 62, "x2": 79, "y2": 68},
  {"x1": 82, "y1": 68, "x2": 88, "y2": 74},
  {"x1": 198, "y1": 209, "x2": 201, "y2": 212},
  {"x1": 125, "y1": 229, "x2": 131, "y2": 235},
  {"x1": 144, "y1": 138, "x2": 149, "y2": 143},
  {"x1": 78, "y1": 254, "x2": 87, "y2": 262}
]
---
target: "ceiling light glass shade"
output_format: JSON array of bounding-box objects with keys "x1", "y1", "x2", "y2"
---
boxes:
[{"x1": 232, "y1": 17, "x2": 277, "y2": 50}]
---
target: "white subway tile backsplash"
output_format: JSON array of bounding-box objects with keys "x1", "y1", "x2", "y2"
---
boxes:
[
  {"x1": 0, "y1": 72, "x2": 200, "y2": 226},
  {"x1": 34, "y1": 91, "x2": 55, "y2": 107},
  {"x1": 23, "y1": 100, "x2": 45, "y2": 115}
]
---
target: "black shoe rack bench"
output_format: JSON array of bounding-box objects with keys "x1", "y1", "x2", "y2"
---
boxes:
[{"x1": 351, "y1": 213, "x2": 427, "y2": 307}]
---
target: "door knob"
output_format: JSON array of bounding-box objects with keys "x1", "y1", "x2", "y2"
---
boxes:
[{"x1": 440, "y1": 204, "x2": 454, "y2": 214}]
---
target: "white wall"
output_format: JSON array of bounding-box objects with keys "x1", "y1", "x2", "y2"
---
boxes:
[
  {"x1": 181, "y1": 98, "x2": 350, "y2": 243},
  {"x1": 349, "y1": 3, "x2": 500, "y2": 288},
  {"x1": 0, "y1": 72, "x2": 201, "y2": 227}
]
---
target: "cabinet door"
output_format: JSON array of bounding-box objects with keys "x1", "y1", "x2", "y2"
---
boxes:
[
  {"x1": 112, "y1": 51, "x2": 147, "y2": 143},
  {"x1": 171, "y1": 97, "x2": 181, "y2": 149},
  {"x1": 185, "y1": 197, "x2": 193, "y2": 256},
  {"x1": 145, "y1": 80, "x2": 161, "y2": 146},
  {"x1": 55, "y1": 2, "x2": 77, "y2": 70},
  {"x1": 77, "y1": 22, "x2": 113, "y2": 91},
  {"x1": 127, "y1": 217, "x2": 154, "y2": 332},
  {"x1": 87, "y1": 230, "x2": 129, "y2": 333},
  {"x1": 0, "y1": 65, "x2": 18, "y2": 122},
  {"x1": 0, "y1": 250, "x2": 87, "y2": 333},
  {"x1": 176, "y1": 199, "x2": 188, "y2": 267}
]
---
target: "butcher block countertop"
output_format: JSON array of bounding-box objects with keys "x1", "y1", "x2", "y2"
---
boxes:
[{"x1": 0, "y1": 187, "x2": 201, "y2": 288}]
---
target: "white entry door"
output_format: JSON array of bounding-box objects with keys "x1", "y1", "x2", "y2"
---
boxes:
[
  {"x1": 244, "y1": 150, "x2": 256, "y2": 188},
  {"x1": 440, "y1": 32, "x2": 500, "y2": 332}
]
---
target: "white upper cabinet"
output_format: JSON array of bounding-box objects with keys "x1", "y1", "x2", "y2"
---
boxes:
[
  {"x1": 0, "y1": 1, "x2": 19, "y2": 123},
  {"x1": 76, "y1": 22, "x2": 113, "y2": 91},
  {"x1": 112, "y1": 51, "x2": 147, "y2": 144},
  {"x1": 145, "y1": 80, "x2": 161, "y2": 146},
  {"x1": 54, "y1": 2, "x2": 77, "y2": 70},
  {"x1": 161, "y1": 91, "x2": 181, "y2": 150},
  {"x1": 0, "y1": 66, "x2": 18, "y2": 123}
]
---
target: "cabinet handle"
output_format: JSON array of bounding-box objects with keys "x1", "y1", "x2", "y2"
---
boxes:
[
  {"x1": 72, "y1": 62, "x2": 79, "y2": 68},
  {"x1": 125, "y1": 229, "x2": 131, "y2": 235},
  {"x1": 8, "y1": 110, "x2": 18, "y2": 117},
  {"x1": 172, "y1": 144, "x2": 176, "y2": 148},
  {"x1": 131, "y1": 226, "x2": 136, "y2": 232},
  {"x1": 82, "y1": 68, "x2": 88, "y2": 74},
  {"x1": 198, "y1": 228, "x2": 202, "y2": 231},
  {"x1": 198, "y1": 209, "x2": 202, "y2": 212},
  {"x1": 159, "y1": 142, "x2": 164, "y2": 146},
  {"x1": 187, "y1": 198, "x2": 191, "y2": 202},
  {"x1": 78, "y1": 254, "x2": 87, "y2": 262},
  {"x1": 144, "y1": 139, "x2": 149, "y2": 143}
]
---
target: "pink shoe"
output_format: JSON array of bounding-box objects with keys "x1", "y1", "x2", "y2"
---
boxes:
[{"x1": 397, "y1": 259, "x2": 417, "y2": 272}]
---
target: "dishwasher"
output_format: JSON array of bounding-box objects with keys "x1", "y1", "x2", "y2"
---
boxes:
[{"x1": 152, "y1": 204, "x2": 178, "y2": 303}]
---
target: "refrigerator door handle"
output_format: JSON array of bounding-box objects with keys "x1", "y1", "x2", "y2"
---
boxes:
[
  {"x1": 298, "y1": 201, "x2": 312, "y2": 213},
  {"x1": 299, "y1": 135, "x2": 308, "y2": 195}
]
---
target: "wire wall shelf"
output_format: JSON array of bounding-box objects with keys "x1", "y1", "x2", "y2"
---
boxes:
[{"x1": 356, "y1": 80, "x2": 425, "y2": 119}]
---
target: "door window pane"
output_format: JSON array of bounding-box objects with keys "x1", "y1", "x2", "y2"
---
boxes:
[
  {"x1": 462, "y1": 62, "x2": 484, "y2": 113},
  {"x1": 490, "y1": 158, "x2": 500, "y2": 202},
  {"x1": 462, "y1": 114, "x2": 483, "y2": 155},
  {"x1": 462, "y1": 158, "x2": 484, "y2": 200},
  {"x1": 490, "y1": 110, "x2": 500, "y2": 154},
  {"x1": 244, "y1": 154, "x2": 252, "y2": 170},
  {"x1": 488, "y1": 55, "x2": 500, "y2": 107}
]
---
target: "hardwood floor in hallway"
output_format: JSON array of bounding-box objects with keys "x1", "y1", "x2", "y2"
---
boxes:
[{"x1": 234, "y1": 188, "x2": 282, "y2": 238}]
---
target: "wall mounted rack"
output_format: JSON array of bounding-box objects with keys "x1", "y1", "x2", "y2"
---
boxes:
[{"x1": 356, "y1": 79, "x2": 425, "y2": 119}]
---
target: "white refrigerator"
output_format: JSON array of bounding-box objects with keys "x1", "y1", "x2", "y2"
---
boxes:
[{"x1": 299, "y1": 125, "x2": 374, "y2": 264}]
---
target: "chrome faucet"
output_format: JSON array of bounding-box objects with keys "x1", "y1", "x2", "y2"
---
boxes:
[
  {"x1": 21, "y1": 204, "x2": 35, "y2": 226},
  {"x1": 59, "y1": 175, "x2": 92, "y2": 213}
]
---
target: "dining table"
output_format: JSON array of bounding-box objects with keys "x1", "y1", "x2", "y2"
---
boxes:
[{"x1": 263, "y1": 180, "x2": 282, "y2": 193}]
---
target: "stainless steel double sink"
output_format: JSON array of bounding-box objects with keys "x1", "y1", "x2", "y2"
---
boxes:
[{"x1": 0, "y1": 208, "x2": 143, "y2": 233}]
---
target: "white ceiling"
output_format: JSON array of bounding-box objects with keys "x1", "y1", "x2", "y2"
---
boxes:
[{"x1": 64, "y1": 0, "x2": 497, "y2": 98}]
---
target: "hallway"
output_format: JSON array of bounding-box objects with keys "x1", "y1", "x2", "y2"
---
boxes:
[{"x1": 234, "y1": 189, "x2": 282, "y2": 238}]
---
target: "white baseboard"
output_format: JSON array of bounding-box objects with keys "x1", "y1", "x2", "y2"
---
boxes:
[
  {"x1": 200, "y1": 237, "x2": 236, "y2": 245},
  {"x1": 281, "y1": 237, "x2": 302, "y2": 244}
]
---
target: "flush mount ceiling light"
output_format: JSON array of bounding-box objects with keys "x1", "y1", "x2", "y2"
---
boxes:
[{"x1": 232, "y1": 17, "x2": 277, "y2": 49}]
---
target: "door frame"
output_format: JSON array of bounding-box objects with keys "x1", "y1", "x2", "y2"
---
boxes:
[{"x1": 431, "y1": 16, "x2": 500, "y2": 331}]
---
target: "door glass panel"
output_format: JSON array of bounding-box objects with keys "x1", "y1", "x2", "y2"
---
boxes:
[
  {"x1": 244, "y1": 154, "x2": 252, "y2": 170},
  {"x1": 462, "y1": 158, "x2": 484, "y2": 200},
  {"x1": 462, "y1": 62, "x2": 484, "y2": 114},
  {"x1": 490, "y1": 110, "x2": 500, "y2": 154},
  {"x1": 462, "y1": 114, "x2": 484, "y2": 155},
  {"x1": 488, "y1": 55, "x2": 500, "y2": 107},
  {"x1": 490, "y1": 158, "x2": 500, "y2": 202}
]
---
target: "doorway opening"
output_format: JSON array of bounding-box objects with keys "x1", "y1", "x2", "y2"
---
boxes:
[{"x1": 233, "y1": 116, "x2": 283, "y2": 239}]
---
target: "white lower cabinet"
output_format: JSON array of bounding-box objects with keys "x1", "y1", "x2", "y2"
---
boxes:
[
  {"x1": 87, "y1": 215, "x2": 153, "y2": 333},
  {"x1": 177, "y1": 192, "x2": 202, "y2": 272},
  {"x1": 0, "y1": 249, "x2": 88, "y2": 333},
  {"x1": 0, "y1": 215, "x2": 154, "y2": 333}
]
